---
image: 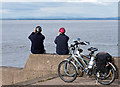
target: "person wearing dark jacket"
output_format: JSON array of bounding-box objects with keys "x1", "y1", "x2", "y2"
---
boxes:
[
  {"x1": 28, "y1": 26, "x2": 45, "y2": 54},
  {"x1": 54, "y1": 28, "x2": 69, "y2": 55}
]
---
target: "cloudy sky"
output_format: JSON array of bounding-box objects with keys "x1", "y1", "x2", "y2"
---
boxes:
[{"x1": 1, "y1": 0, "x2": 119, "y2": 19}]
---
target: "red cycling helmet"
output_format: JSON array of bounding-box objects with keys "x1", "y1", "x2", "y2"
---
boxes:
[{"x1": 59, "y1": 28, "x2": 65, "y2": 33}]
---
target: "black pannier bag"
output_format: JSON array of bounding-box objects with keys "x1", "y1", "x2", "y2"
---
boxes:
[{"x1": 95, "y1": 52, "x2": 112, "y2": 73}]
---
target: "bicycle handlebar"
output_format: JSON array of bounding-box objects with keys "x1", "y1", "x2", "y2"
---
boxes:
[{"x1": 70, "y1": 40, "x2": 89, "y2": 47}]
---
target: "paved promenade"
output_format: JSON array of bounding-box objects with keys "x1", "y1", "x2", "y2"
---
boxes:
[{"x1": 32, "y1": 77, "x2": 119, "y2": 86}]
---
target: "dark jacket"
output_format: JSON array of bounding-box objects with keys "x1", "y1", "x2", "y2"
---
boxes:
[
  {"x1": 28, "y1": 32, "x2": 45, "y2": 54},
  {"x1": 54, "y1": 34, "x2": 69, "y2": 55}
]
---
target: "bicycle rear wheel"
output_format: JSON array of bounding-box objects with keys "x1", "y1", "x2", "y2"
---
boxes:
[
  {"x1": 58, "y1": 60, "x2": 77, "y2": 82},
  {"x1": 96, "y1": 64, "x2": 115, "y2": 85}
]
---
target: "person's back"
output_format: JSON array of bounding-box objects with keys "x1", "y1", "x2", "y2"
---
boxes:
[
  {"x1": 54, "y1": 28, "x2": 69, "y2": 55},
  {"x1": 28, "y1": 26, "x2": 45, "y2": 54}
]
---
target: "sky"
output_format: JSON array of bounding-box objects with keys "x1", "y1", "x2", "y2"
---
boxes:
[{"x1": 0, "y1": 0, "x2": 119, "y2": 19}]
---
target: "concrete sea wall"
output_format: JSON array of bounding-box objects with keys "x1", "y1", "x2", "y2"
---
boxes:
[{"x1": 1, "y1": 54, "x2": 120, "y2": 85}]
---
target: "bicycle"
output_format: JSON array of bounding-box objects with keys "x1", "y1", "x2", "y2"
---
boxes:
[{"x1": 58, "y1": 38, "x2": 116, "y2": 85}]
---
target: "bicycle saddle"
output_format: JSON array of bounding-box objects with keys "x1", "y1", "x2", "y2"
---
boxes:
[{"x1": 88, "y1": 47, "x2": 98, "y2": 52}]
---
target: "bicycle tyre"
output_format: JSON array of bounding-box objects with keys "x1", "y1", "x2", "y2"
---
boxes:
[
  {"x1": 58, "y1": 60, "x2": 77, "y2": 82},
  {"x1": 66, "y1": 56, "x2": 84, "y2": 77},
  {"x1": 96, "y1": 65, "x2": 115, "y2": 85}
]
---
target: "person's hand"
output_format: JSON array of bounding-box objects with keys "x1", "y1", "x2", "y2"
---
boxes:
[
  {"x1": 34, "y1": 29, "x2": 36, "y2": 33},
  {"x1": 58, "y1": 32, "x2": 61, "y2": 35}
]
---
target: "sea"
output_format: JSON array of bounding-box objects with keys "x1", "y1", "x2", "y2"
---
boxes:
[{"x1": 1, "y1": 20, "x2": 118, "y2": 68}]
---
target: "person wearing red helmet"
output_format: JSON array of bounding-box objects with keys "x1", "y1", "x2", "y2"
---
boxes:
[
  {"x1": 54, "y1": 28, "x2": 69, "y2": 55},
  {"x1": 59, "y1": 28, "x2": 65, "y2": 34}
]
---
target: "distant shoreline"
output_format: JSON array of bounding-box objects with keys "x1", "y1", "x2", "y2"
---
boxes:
[
  {"x1": 0, "y1": 19, "x2": 118, "y2": 20},
  {"x1": 0, "y1": 17, "x2": 118, "y2": 20}
]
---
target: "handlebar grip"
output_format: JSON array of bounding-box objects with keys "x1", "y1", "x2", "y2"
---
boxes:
[
  {"x1": 79, "y1": 42, "x2": 87, "y2": 45},
  {"x1": 70, "y1": 41, "x2": 89, "y2": 47}
]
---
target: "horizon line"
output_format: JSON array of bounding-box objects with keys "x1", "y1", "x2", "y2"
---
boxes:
[{"x1": 0, "y1": 17, "x2": 118, "y2": 20}]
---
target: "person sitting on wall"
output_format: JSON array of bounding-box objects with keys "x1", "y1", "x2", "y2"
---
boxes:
[
  {"x1": 28, "y1": 26, "x2": 45, "y2": 54},
  {"x1": 54, "y1": 27, "x2": 69, "y2": 55}
]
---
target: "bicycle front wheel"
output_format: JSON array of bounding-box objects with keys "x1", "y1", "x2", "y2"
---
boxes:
[{"x1": 58, "y1": 60, "x2": 77, "y2": 82}]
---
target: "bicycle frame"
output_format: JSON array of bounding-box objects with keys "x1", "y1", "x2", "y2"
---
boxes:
[
  {"x1": 68, "y1": 40, "x2": 96, "y2": 74},
  {"x1": 71, "y1": 53, "x2": 90, "y2": 73}
]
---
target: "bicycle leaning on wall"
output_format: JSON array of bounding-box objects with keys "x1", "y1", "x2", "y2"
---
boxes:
[{"x1": 58, "y1": 38, "x2": 116, "y2": 85}]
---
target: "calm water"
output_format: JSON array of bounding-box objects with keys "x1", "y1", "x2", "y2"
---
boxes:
[{"x1": 2, "y1": 20, "x2": 118, "y2": 67}]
